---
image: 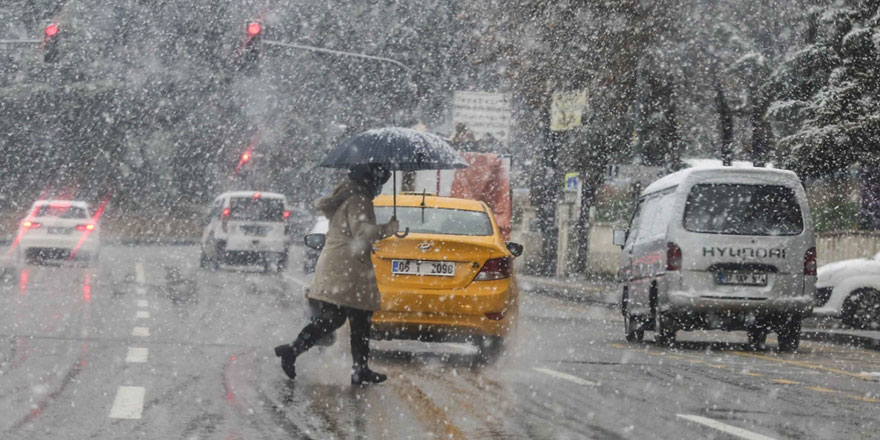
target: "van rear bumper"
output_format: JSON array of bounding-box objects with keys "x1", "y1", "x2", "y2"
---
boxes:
[{"x1": 666, "y1": 291, "x2": 813, "y2": 314}]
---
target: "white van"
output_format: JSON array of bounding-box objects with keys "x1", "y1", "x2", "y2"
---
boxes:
[
  {"x1": 200, "y1": 191, "x2": 290, "y2": 272},
  {"x1": 614, "y1": 167, "x2": 816, "y2": 351}
]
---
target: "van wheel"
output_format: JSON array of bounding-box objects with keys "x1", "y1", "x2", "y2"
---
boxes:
[
  {"x1": 747, "y1": 328, "x2": 768, "y2": 351},
  {"x1": 624, "y1": 313, "x2": 644, "y2": 342},
  {"x1": 654, "y1": 312, "x2": 676, "y2": 346},
  {"x1": 777, "y1": 316, "x2": 801, "y2": 353},
  {"x1": 842, "y1": 289, "x2": 880, "y2": 330}
]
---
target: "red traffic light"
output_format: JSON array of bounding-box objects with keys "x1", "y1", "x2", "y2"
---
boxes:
[
  {"x1": 45, "y1": 23, "x2": 59, "y2": 37},
  {"x1": 247, "y1": 22, "x2": 262, "y2": 37}
]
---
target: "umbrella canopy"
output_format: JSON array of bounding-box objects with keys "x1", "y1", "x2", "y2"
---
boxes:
[{"x1": 320, "y1": 127, "x2": 468, "y2": 171}]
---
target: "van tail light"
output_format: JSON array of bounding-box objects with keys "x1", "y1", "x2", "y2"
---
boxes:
[
  {"x1": 666, "y1": 242, "x2": 682, "y2": 271},
  {"x1": 474, "y1": 257, "x2": 512, "y2": 281},
  {"x1": 75, "y1": 224, "x2": 96, "y2": 231},
  {"x1": 222, "y1": 208, "x2": 230, "y2": 233},
  {"x1": 804, "y1": 247, "x2": 817, "y2": 276},
  {"x1": 22, "y1": 221, "x2": 42, "y2": 229}
]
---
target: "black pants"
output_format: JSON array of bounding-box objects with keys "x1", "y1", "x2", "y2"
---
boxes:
[{"x1": 292, "y1": 300, "x2": 373, "y2": 369}]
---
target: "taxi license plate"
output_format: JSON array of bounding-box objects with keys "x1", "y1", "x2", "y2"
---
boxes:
[
  {"x1": 716, "y1": 272, "x2": 768, "y2": 286},
  {"x1": 392, "y1": 260, "x2": 455, "y2": 277}
]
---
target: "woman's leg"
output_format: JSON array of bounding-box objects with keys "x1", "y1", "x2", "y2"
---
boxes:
[
  {"x1": 347, "y1": 308, "x2": 386, "y2": 384},
  {"x1": 275, "y1": 301, "x2": 346, "y2": 379},
  {"x1": 292, "y1": 301, "x2": 347, "y2": 353}
]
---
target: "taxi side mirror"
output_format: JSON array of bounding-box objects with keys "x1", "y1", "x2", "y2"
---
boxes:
[
  {"x1": 612, "y1": 229, "x2": 627, "y2": 248},
  {"x1": 506, "y1": 241, "x2": 523, "y2": 258},
  {"x1": 304, "y1": 233, "x2": 326, "y2": 250}
]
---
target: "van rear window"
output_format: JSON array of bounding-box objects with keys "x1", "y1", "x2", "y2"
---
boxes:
[
  {"x1": 229, "y1": 197, "x2": 285, "y2": 221},
  {"x1": 683, "y1": 184, "x2": 803, "y2": 236}
]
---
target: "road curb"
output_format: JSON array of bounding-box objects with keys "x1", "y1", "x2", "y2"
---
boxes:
[
  {"x1": 518, "y1": 275, "x2": 617, "y2": 306},
  {"x1": 802, "y1": 330, "x2": 880, "y2": 352}
]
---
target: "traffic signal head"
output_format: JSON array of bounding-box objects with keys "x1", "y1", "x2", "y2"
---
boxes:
[
  {"x1": 43, "y1": 22, "x2": 60, "y2": 63},
  {"x1": 247, "y1": 21, "x2": 262, "y2": 38}
]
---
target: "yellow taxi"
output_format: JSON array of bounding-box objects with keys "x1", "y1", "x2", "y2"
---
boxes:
[{"x1": 370, "y1": 194, "x2": 522, "y2": 361}]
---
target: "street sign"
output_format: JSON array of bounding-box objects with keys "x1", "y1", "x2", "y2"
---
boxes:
[
  {"x1": 452, "y1": 91, "x2": 512, "y2": 146},
  {"x1": 550, "y1": 90, "x2": 587, "y2": 132}
]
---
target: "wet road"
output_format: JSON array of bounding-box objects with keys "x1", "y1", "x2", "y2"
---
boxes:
[{"x1": 1, "y1": 245, "x2": 879, "y2": 439}]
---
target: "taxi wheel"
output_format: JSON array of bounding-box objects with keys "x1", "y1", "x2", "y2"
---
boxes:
[
  {"x1": 476, "y1": 336, "x2": 504, "y2": 364},
  {"x1": 624, "y1": 313, "x2": 644, "y2": 343},
  {"x1": 654, "y1": 312, "x2": 676, "y2": 347}
]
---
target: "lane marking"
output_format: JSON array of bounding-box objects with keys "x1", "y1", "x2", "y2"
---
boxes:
[
  {"x1": 771, "y1": 379, "x2": 799, "y2": 385},
  {"x1": 131, "y1": 327, "x2": 150, "y2": 337},
  {"x1": 284, "y1": 274, "x2": 310, "y2": 289},
  {"x1": 109, "y1": 386, "x2": 145, "y2": 419},
  {"x1": 136, "y1": 300, "x2": 149, "y2": 308},
  {"x1": 743, "y1": 372, "x2": 764, "y2": 377},
  {"x1": 125, "y1": 347, "x2": 148, "y2": 363},
  {"x1": 136, "y1": 287, "x2": 146, "y2": 295},
  {"x1": 677, "y1": 414, "x2": 777, "y2": 440},
  {"x1": 804, "y1": 386, "x2": 880, "y2": 403},
  {"x1": 134, "y1": 262, "x2": 146, "y2": 284},
  {"x1": 533, "y1": 367, "x2": 598, "y2": 386},
  {"x1": 732, "y1": 351, "x2": 879, "y2": 382},
  {"x1": 136, "y1": 310, "x2": 150, "y2": 319}
]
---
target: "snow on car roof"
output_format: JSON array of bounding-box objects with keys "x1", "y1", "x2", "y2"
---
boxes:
[
  {"x1": 642, "y1": 166, "x2": 800, "y2": 196},
  {"x1": 32, "y1": 199, "x2": 90, "y2": 208},
  {"x1": 218, "y1": 191, "x2": 286, "y2": 199}
]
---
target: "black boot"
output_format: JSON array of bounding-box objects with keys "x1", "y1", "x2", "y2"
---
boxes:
[
  {"x1": 351, "y1": 367, "x2": 387, "y2": 385},
  {"x1": 274, "y1": 344, "x2": 298, "y2": 380}
]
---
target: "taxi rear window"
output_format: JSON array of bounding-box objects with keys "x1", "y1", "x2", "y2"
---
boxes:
[
  {"x1": 36, "y1": 205, "x2": 88, "y2": 219},
  {"x1": 683, "y1": 184, "x2": 803, "y2": 236},
  {"x1": 375, "y1": 206, "x2": 493, "y2": 236}
]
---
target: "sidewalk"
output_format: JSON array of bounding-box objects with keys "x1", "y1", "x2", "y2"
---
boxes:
[
  {"x1": 517, "y1": 274, "x2": 618, "y2": 306},
  {"x1": 519, "y1": 273, "x2": 880, "y2": 352}
]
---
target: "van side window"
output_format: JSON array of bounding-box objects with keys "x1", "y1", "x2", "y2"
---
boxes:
[
  {"x1": 633, "y1": 188, "x2": 676, "y2": 244},
  {"x1": 625, "y1": 199, "x2": 644, "y2": 248}
]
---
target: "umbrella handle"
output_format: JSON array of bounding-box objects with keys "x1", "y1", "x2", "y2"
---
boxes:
[{"x1": 394, "y1": 227, "x2": 409, "y2": 239}]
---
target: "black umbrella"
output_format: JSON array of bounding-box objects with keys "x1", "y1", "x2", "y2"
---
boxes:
[{"x1": 320, "y1": 127, "x2": 469, "y2": 238}]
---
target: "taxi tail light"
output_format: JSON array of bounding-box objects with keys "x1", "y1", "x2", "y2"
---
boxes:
[
  {"x1": 75, "y1": 224, "x2": 96, "y2": 231},
  {"x1": 475, "y1": 257, "x2": 512, "y2": 281},
  {"x1": 666, "y1": 242, "x2": 682, "y2": 271},
  {"x1": 22, "y1": 221, "x2": 42, "y2": 229},
  {"x1": 804, "y1": 247, "x2": 817, "y2": 276},
  {"x1": 485, "y1": 312, "x2": 505, "y2": 321}
]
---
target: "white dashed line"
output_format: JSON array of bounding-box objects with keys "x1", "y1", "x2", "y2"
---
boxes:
[
  {"x1": 136, "y1": 310, "x2": 150, "y2": 319},
  {"x1": 134, "y1": 262, "x2": 146, "y2": 285},
  {"x1": 131, "y1": 327, "x2": 150, "y2": 337},
  {"x1": 533, "y1": 367, "x2": 598, "y2": 386},
  {"x1": 125, "y1": 347, "x2": 149, "y2": 363},
  {"x1": 136, "y1": 300, "x2": 148, "y2": 308},
  {"x1": 109, "y1": 386, "x2": 145, "y2": 419},
  {"x1": 677, "y1": 414, "x2": 777, "y2": 440}
]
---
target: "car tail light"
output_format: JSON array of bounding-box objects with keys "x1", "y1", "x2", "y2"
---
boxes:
[
  {"x1": 22, "y1": 221, "x2": 42, "y2": 229},
  {"x1": 76, "y1": 224, "x2": 96, "y2": 231},
  {"x1": 221, "y1": 207, "x2": 230, "y2": 233},
  {"x1": 474, "y1": 257, "x2": 512, "y2": 281},
  {"x1": 804, "y1": 247, "x2": 817, "y2": 276},
  {"x1": 222, "y1": 208, "x2": 230, "y2": 218},
  {"x1": 485, "y1": 312, "x2": 505, "y2": 320},
  {"x1": 666, "y1": 242, "x2": 682, "y2": 271}
]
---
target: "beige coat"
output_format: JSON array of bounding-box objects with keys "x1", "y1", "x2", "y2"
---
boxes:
[{"x1": 309, "y1": 179, "x2": 395, "y2": 311}]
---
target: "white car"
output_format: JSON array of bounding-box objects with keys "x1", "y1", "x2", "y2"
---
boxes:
[
  {"x1": 17, "y1": 200, "x2": 100, "y2": 263},
  {"x1": 200, "y1": 191, "x2": 290, "y2": 272},
  {"x1": 814, "y1": 252, "x2": 880, "y2": 329}
]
